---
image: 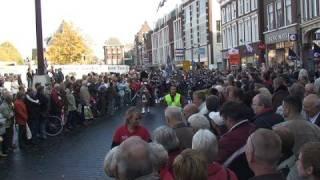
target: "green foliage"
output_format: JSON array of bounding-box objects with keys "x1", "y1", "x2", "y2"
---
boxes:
[
  {"x1": 0, "y1": 41, "x2": 24, "y2": 64},
  {"x1": 47, "y1": 21, "x2": 93, "y2": 64}
]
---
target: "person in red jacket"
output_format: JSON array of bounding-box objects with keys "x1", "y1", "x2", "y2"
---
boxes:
[
  {"x1": 111, "y1": 107, "x2": 150, "y2": 148},
  {"x1": 192, "y1": 129, "x2": 238, "y2": 180},
  {"x1": 14, "y1": 91, "x2": 29, "y2": 149}
]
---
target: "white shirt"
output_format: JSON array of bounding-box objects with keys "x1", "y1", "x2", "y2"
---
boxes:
[{"x1": 310, "y1": 112, "x2": 320, "y2": 124}]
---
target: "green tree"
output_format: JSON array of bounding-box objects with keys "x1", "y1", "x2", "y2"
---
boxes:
[
  {"x1": 0, "y1": 41, "x2": 24, "y2": 64},
  {"x1": 47, "y1": 21, "x2": 92, "y2": 64}
]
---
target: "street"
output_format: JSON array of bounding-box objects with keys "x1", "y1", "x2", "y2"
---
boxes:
[{"x1": 0, "y1": 105, "x2": 165, "y2": 180}]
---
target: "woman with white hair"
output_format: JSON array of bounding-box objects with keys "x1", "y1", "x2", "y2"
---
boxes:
[
  {"x1": 192, "y1": 129, "x2": 238, "y2": 180},
  {"x1": 188, "y1": 114, "x2": 210, "y2": 133},
  {"x1": 152, "y1": 126, "x2": 180, "y2": 178}
]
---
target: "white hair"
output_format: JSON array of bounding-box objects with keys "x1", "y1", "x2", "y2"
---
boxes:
[
  {"x1": 103, "y1": 146, "x2": 118, "y2": 177},
  {"x1": 149, "y1": 142, "x2": 168, "y2": 171},
  {"x1": 299, "y1": 69, "x2": 309, "y2": 80},
  {"x1": 192, "y1": 129, "x2": 218, "y2": 163},
  {"x1": 152, "y1": 126, "x2": 179, "y2": 151},
  {"x1": 258, "y1": 87, "x2": 272, "y2": 98},
  {"x1": 165, "y1": 107, "x2": 183, "y2": 123},
  {"x1": 188, "y1": 114, "x2": 210, "y2": 132}
]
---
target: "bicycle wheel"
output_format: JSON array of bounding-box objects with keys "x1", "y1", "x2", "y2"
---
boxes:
[{"x1": 46, "y1": 116, "x2": 63, "y2": 136}]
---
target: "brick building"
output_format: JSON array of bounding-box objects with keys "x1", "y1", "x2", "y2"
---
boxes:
[
  {"x1": 103, "y1": 38, "x2": 124, "y2": 65},
  {"x1": 152, "y1": 5, "x2": 183, "y2": 65}
]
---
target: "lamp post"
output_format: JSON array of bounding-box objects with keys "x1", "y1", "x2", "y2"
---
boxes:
[{"x1": 35, "y1": 0, "x2": 45, "y2": 75}]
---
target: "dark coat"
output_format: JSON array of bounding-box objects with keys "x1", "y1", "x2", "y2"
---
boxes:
[
  {"x1": 217, "y1": 120, "x2": 256, "y2": 164},
  {"x1": 272, "y1": 85, "x2": 289, "y2": 111},
  {"x1": 173, "y1": 122, "x2": 194, "y2": 150},
  {"x1": 254, "y1": 109, "x2": 284, "y2": 129}
]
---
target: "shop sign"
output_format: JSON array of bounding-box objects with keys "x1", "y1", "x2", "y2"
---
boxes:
[{"x1": 265, "y1": 26, "x2": 297, "y2": 44}]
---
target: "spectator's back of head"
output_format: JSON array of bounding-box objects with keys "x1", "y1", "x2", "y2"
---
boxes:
[
  {"x1": 289, "y1": 83, "x2": 305, "y2": 100},
  {"x1": 246, "y1": 129, "x2": 281, "y2": 167},
  {"x1": 173, "y1": 149, "x2": 207, "y2": 180},
  {"x1": 192, "y1": 129, "x2": 218, "y2": 163},
  {"x1": 297, "y1": 142, "x2": 320, "y2": 178},
  {"x1": 152, "y1": 126, "x2": 179, "y2": 152},
  {"x1": 165, "y1": 107, "x2": 183, "y2": 126},
  {"x1": 206, "y1": 95, "x2": 220, "y2": 112},
  {"x1": 149, "y1": 142, "x2": 168, "y2": 172},
  {"x1": 283, "y1": 95, "x2": 303, "y2": 117},
  {"x1": 188, "y1": 114, "x2": 210, "y2": 132},
  {"x1": 273, "y1": 126, "x2": 295, "y2": 158},
  {"x1": 116, "y1": 136, "x2": 153, "y2": 179}
]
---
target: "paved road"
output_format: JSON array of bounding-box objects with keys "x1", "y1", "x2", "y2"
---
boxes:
[{"x1": 0, "y1": 105, "x2": 165, "y2": 180}]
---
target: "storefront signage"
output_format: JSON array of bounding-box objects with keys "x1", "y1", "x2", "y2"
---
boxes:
[{"x1": 265, "y1": 26, "x2": 297, "y2": 44}]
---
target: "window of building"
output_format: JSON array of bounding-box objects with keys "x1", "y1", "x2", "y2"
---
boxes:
[
  {"x1": 238, "y1": 20, "x2": 244, "y2": 45},
  {"x1": 275, "y1": 0, "x2": 283, "y2": 28},
  {"x1": 199, "y1": 0, "x2": 207, "y2": 16},
  {"x1": 223, "y1": 28, "x2": 227, "y2": 49},
  {"x1": 217, "y1": 32, "x2": 222, "y2": 43},
  {"x1": 312, "y1": 0, "x2": 318, "y2": 18},
  {"x1": 267, "y1": 3, "x2": 274, "y2": 30},
  {"x1": 216, "y1": 20, "x2": 221, "y2": 31},
  {"x1": 251, "y1": 15, "x2": 259, "y2": 42},
  {"x1": 244, "y1": 0, "x2": 250, "y2": 13},
  {"x1": 232, "y1": 23, "x2": 238, "y2": 47},
  {"x1": 251, "y1": 0, "x2": 257, "y2": 10},
  {"x1": 232, "y1": 1, "x2": 237, "y2": 19},
  {"x1": 222, "y1": 8, "x2": 225, "y2": 24},
  {"x1": 238, "y1": 0, "x2": 244, "y2": 16},
  {"x1": 226, "y1": 4, "x2": 231, "y2": 22},
  {"x1": 285, "y1": 0, "x2": 292, "y2": 25},
  {"x1": 244, "y1": 18, "x2": 251, "y2": 43},
  {"x1": 227, "y1": 26, "x2": 232, "y2": 48}
]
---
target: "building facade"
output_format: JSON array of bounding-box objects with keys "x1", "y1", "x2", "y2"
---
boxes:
[
  {"x1": 103, "y1": 38, "x2": 124, "y2": 65},
  {"x1": 263, "y1": 0, "x2": 299, "y2": 66},
  {"x1": 152, "y1": 6, "x2": 183, "y2": 66},
  {"x1": 300, "y1": 0, "x2": 320, "y2": 70},
  {"x1": 134, "y1": 22, "x2": 151, "y2": 66},
  {"x1": 183, "y1": 0, "x2": 213, "y2": 66},
  {"x1": 211, "y1": 0, "x2": 223, "y2": 69},
  {"x1": 219, "y1": 0, "x2": 264, "y2": 68}
]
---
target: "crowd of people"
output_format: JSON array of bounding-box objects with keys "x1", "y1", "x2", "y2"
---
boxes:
[
  {"x1": 1, "y1": 64, "x2": 320, "y2": 180},
  {"x1": 104, "y1": 66, "x2": 320, "y2": 180}
]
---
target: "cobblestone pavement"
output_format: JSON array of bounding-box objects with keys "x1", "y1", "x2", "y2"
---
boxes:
[{"x1": 0, "y1": 105, "x2": 165, "y2": 180}]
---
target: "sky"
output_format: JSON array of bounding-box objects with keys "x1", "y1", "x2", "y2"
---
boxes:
[{"x1": 0, "y1": 0, "x2": 182, "y2": 59}]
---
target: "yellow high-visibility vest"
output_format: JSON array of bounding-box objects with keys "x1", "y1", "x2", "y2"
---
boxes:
[{"x1": 165, "y1": 93, "x2": 181, "y2": 107}]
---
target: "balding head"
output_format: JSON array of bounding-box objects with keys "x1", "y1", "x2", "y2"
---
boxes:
[
  {"x1": 183, "y1": 104, "x2": 199, "y2": 120},
  {"x1": 116, "y1": 136, "x2": 153, "y2": 179},
  {"x1": 303, "y1": 94, "x2": 320, "y2": 118},
  {"x1": 246, "y1": 129, "x2": 281, "y2": 168},
  {"x1": 165, "y1": 107, "x2": 183, "y2": 127}
]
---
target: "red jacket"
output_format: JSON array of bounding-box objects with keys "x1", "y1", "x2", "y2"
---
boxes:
[
  {"x1": 160, "y1": 166, "x2": 174, "y2": 180},
  {"x1": 208, "y1": 163, "x2": 238, "y2": 180},
  {"x1": 14, "y1": 99, "x2": 28, "y2": 125},
  {"x1": 217, "y1": 120, "x2": 256, "y2": 164}
]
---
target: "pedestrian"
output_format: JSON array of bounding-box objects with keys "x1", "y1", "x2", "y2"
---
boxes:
[
  {"x1": 111, "y1": 107, "x2": 151, "y2": 148},
  {"x1": 14, "y1": 91, "x2": 29, "y2": 149},
  {"x1": 0, "y1": 91, "x2": 14, "y2": 155}
]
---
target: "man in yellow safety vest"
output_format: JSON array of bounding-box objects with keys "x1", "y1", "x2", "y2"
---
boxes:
[{"x1": 164, "y1": 85, "x2": 183, "y2": 107}]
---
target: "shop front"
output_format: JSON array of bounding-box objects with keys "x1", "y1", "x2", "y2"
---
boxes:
[{"x1": 264, "y1": 25, "x2": 298, "y2": 67}]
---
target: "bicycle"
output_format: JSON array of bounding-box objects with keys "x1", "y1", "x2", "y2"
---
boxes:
[{"x1": 45, "y1": 115, "x2": 63, "y2": 136}]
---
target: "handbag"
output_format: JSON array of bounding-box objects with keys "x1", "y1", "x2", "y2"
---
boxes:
[{"x1": 84, "y1": 106, "x2": 93, "y2": 120}]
